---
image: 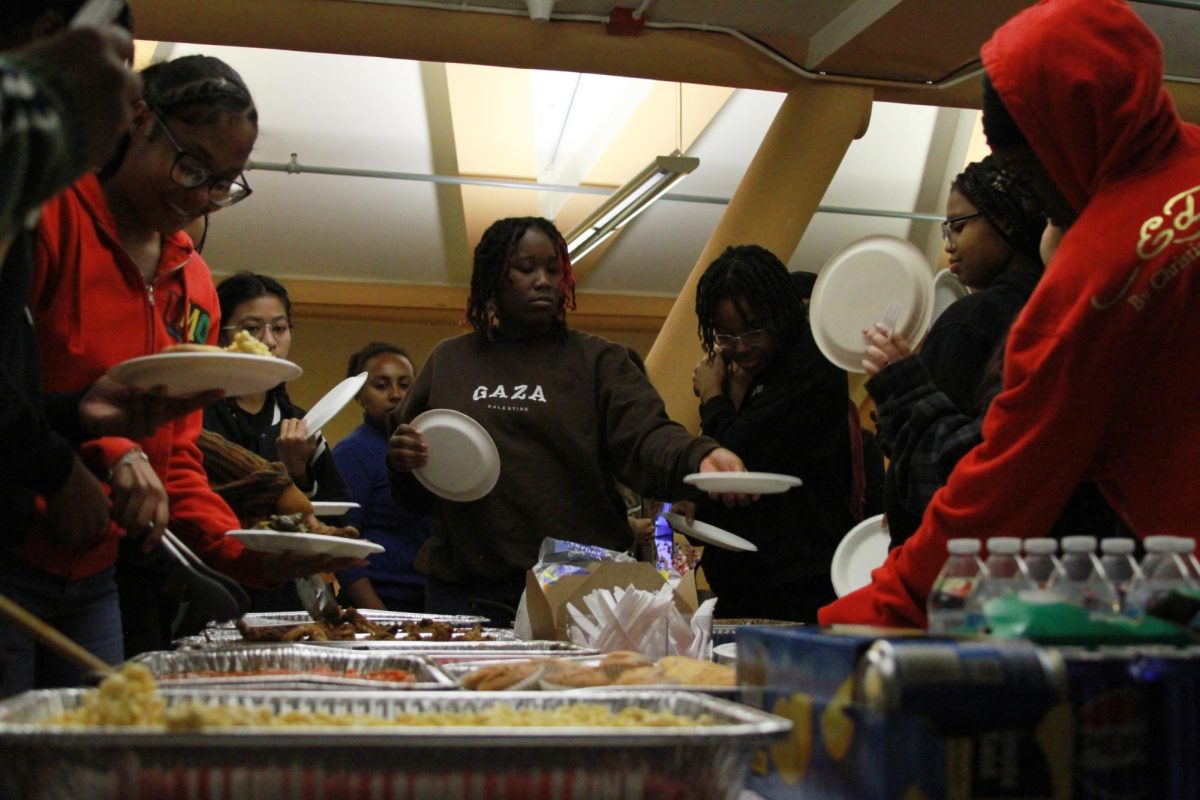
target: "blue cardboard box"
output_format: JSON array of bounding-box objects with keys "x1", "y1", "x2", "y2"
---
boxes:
[{"x1": 737, "y1": 626, "x2": 1072, "y2": 800}]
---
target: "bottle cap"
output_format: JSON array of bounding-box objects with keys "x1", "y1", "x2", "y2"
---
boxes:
[
  {"x1": 1024, "y1": 538, "x2": 1057, "y2": 555},
  {"x1": 946, "y1": 538, "x2": 982, "y2": 555},
  {"x1": 1099, "y1": 538, "x2": 1135, "y2": 555},
  {"x1": 986, "y1": 536, "x2": 1022, "y2": 554},
  {"x1": 1168, "y1": 536, "x2": 1196, "y2": 554},
  {"x1": 1061, "y1": 535, "x2": 1097, "y2": 553},
  {"x1": 1144, "y1": 535, "x2": 1175, "y2": 552}
]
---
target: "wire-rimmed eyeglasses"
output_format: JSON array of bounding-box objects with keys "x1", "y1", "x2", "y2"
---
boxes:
[{"x1": 941, "y1": 211, "x2": 984, "y2": 246}]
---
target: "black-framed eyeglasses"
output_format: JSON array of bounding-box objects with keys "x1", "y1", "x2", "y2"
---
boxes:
[
  {"x1": 714, "y1": 329, "x2": 770, "y2": 350},
  {"x1": 941, "y1": 211, "x2": 984, "y2": 245},
  {"x1": 153, "y1": 113, "x2": 252, "y2": 208}
]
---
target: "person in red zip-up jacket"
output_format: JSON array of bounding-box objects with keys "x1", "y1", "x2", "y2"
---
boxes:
[
  {"x1": 3, "y1": 55, "x2": 362, "y2": 694},
  {"x1": 820, "y1": 0, "x2": 1200, "y2": 629}
]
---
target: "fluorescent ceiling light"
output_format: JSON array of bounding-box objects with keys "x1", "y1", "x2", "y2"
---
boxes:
[{"x1": 565, "y1": 152, "x2": 699, "y2": 260}]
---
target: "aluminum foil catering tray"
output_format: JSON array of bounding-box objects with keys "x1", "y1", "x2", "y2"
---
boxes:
[
  {"x1": 440, "y1": 657, "x2": 739, "y2": 697},
  {"x1": 0, "y1": 689, "x2": 791, "y2": 800},
  {"x1": 130, "y1": 647, "x2": 456, "y2": 691},
  {"x1": 210, "y1": 610, "x2": 489, "y2": 629}
]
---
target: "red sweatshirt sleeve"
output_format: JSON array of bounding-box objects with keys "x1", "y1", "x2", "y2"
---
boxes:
[{"x1": 820, "y1": 307, "x2": 1118, "y2": 628}]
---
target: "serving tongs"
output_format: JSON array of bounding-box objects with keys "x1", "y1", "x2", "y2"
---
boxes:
[
  {"x1": 295, "y1": 574, "x2": 341, "y2": 625},
  {"x1": 160, "y1": 529, "x2": 250, "y2": 622}
]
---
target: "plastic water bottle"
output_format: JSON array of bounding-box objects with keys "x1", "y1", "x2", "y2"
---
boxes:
[
  {"x1": 969, "y1": 537, "x2": 1036, "y2": 620},
  {"x1": 1023, "y1": 538, "x2": 1065, "y2": 589},
  {"x1": 1124, "y1": 535, "x2": 1191, "y2": 618},
  {"x1": 1099, "y1": 538, "x2": 1141, "y2": 613},
  {"x1": 1047, "y1": 535, "x2": 1120, "y2": 614},
  {"x1": 927, "y1": 539, "x2": 988, "y2": 634},
  {"x1": 1179, "y1": 536, "x2": 1200, "y2": 578},
  {"x1": 1168, "y1": 536, "x2": 1200, "y2": 583}
]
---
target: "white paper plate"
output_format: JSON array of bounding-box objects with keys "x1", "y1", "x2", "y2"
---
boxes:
[
  {"x1": 302, "y1": 371, "x2": 367, "y2": 436},
  {"x1": 106, "y1": 351, "x2": 302, "y2": 398},
  {"x1": 932, "y1": 269, "x2": 971, "y2": 324},
  {"x1": 411, "y1": 408, "x2": 501, "y2": 502},
  {"x1": 809, "y1": 235, "x2": 934, "y2": 373},
  {"x1": 683, "y1": 472, "x2": 802, "y2": 495},
  {"x1": 226, "y1": 529, "x2": 384, "y2": 559},
  {"x1": 664, "y1": 512, "x2": 757, "y2": 552},
  {"x1": 713, "y1": 642, "x2": 738, "y2": 666},
  {"x1": 310, "y1": 501, "x2": 360, "y2": 517},
  {"x1": 830, "y1": 513, "x2": 890, "y2": 597}
]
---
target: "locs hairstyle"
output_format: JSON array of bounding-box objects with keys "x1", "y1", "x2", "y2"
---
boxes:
[
  {"x1": 695, "y1": 244, "x2": 806, "y2": 357},
  {"x1": 465, "y1": 216, "x2": 577, "y2": 339}
]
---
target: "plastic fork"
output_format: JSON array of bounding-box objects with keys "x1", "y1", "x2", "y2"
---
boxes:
[
  {"x1": 879, "y1": 299, "x2": 901, "y2": 335},
  {"x1": 160, "y1": 529, "x2": 250, "y2": 622}
]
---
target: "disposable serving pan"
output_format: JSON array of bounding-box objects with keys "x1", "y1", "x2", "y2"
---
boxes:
[
  {"x1": 175, "y1": 634, "x2": 567, "y2": 655},
  {"x1": 210, "y1": 610, "x2": 488, "y2": 629},
  {"x1": 0, "y1": 689, "x2": 790, "y2": 800},
  {"x1": 130, "y1": 647, "x2": 456, "y2": 691},
  {"x1": 440, "y1": 656, "x2": 739, "y2": 697}
]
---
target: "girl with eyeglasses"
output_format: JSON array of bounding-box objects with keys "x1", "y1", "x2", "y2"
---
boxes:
[
  {"x1": 860, "y1": 157, "x2": 1121, "y2": 549},
  {"x1": 206, "y1": 272, "x2": 350, "y2": 506},
  {"x1": 18, "y1": 56, "x2": 363, "y2": 676},
  {"x1": 683, "y1": 244, "x2": 857, "y2": 623}
]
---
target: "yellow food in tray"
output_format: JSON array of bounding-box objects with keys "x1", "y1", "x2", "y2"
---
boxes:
[{"x1": 45, "y1": 664, "x2": 715, "y2": 730}]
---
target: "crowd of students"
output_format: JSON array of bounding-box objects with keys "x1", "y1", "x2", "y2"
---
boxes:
[{"x1": 2, "y1": 0, "x2": 1197, "y2": 695}]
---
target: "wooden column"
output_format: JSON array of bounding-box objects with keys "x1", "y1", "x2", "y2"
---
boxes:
[{"x1": 646, "y1": 80, "x2": 874, "y2": 431}]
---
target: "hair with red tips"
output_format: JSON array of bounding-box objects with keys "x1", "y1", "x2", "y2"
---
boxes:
[{"x1": 465, "y1": 216, "x2": 577, "y2": 339}]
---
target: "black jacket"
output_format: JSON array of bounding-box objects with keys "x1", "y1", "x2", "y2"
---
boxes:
[
  {"x1": 203, "y1": 387, "x2": 350, "y2": 504},
  {"x1": 697, "y1": 324, "x2": 855, "y2": 623}
]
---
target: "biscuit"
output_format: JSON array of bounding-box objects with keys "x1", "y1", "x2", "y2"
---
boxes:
[
  {"x1": 542, "y1": 666, "x2": 611, "y2": 689},
  {"x1": 613, "y1": 666, "x2": 670, "y2": 686},
  {"x1": 461, "y1": 660, "x2": 541, "y2": 691},
  {"x1": 657, "y1": 656, "x2": 736, "y2": 687}
]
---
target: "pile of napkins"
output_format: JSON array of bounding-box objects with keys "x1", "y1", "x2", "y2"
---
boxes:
[{"x1": 565, "y1": 584, "x2": 717, "y2": 660}]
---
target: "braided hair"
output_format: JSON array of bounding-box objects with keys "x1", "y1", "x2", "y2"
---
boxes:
[
  {"x1": 952, "y1": 155, "x2": 1045, "y2": 260},
  {"x1": 346, "y1": 342, "x2": 412, "y2": 378},
  {"x1": 100, "y1": 55, "x2": 257, "y2": 180},
  {"x1": 465, "y1": 216, "x2": 577, "y2": 339},
  {"x1": 142, "y1": 55, "x2": 257, "y2": 127},
  {"x1": 695, "y1": 245, "x2": 806, "y2": 357}
]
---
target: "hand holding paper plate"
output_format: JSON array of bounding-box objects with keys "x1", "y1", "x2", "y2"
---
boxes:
[
  {"x1": 302, "y1": 371, "x2": 367, "y2": 436},
  {"x1": 410, "y1": 408, "x2": 500, "y2": 502},
  {"x1": 808, "y1": 235, "x2": 934, "y2": 373}
]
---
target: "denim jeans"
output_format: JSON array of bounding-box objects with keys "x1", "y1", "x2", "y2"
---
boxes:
[{"x1": 0, "y1": 558, "x2": 122, "y2": 697}]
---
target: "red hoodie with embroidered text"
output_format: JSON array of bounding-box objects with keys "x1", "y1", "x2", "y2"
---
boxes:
[{"x1": 821, "y1": 0, "x2": 1200, "y2": 628}]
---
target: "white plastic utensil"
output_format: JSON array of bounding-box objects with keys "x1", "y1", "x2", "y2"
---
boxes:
[
  {"x1": 302, "y1": 372, "x2": 367, "y2": 437},
  {"x1": 70, "y1": 0, "x2": 125, "y2": 28}
]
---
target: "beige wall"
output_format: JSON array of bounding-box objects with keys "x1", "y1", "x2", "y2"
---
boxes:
[{"x1": 286, "y1": 312, "x2": 661, "y2": 448}]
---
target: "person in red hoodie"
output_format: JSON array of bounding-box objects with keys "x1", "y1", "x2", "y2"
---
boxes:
[
  {"x1": 821, "y1": 0, "x2": 1200, "y2": 628},
  {"x1": 3, "y1": 55, "x2": 362, "y2": 694}
]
